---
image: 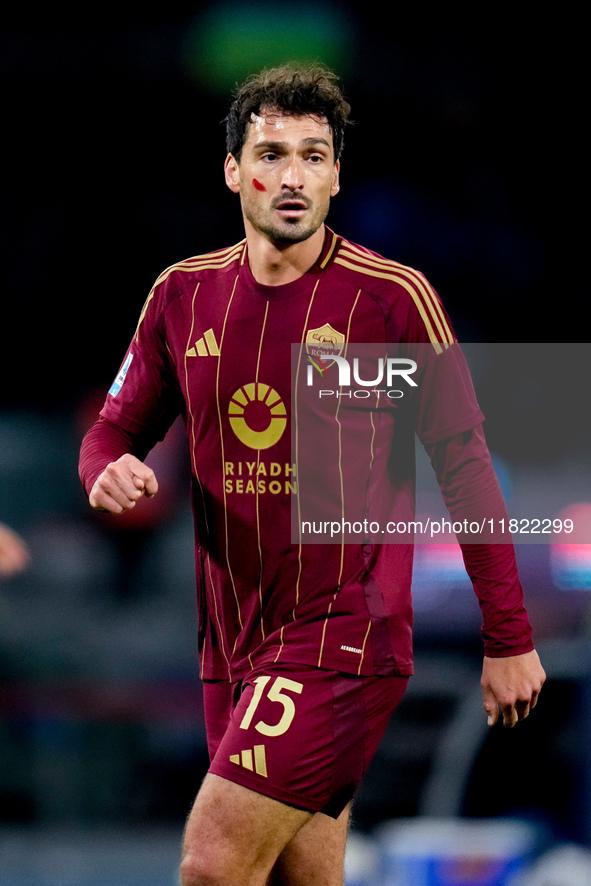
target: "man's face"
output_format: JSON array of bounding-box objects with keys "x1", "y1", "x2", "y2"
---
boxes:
[{"x1": 224, "y1": 109, "x2": 340, "y2": 245}]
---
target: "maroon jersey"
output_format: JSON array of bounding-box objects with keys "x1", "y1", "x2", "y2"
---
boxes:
[{"x1": 91, "y1": 228, "x2": 531, "y2": 680}]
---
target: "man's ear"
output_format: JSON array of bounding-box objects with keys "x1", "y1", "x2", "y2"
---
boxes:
[
  {"x1": 330, "y1": 160, "x2": 340, "y2": 197},
  {"x1": 224, "y1": 154, "x2": 241, "y2": 193}
]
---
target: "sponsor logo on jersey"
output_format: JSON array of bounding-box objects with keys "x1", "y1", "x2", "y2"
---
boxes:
[
  {"x1": 229, "y1": 744, "x2": 268, "y2": 777},
  {"x1": 108, "y1": 353, "x2": 133, "y2": 397},
  {"x1": 186, "y1": 328, "x2": 220, "y2": 357},
  {"x1": 228, "y1": 383, "x2": 287, "y2": 450},
  {"x1": 224, "y1": 461, "x2": 296, "y2": 495},
  {"x1": 305, "y1": 323, "x2": 345, "y2": 365}
]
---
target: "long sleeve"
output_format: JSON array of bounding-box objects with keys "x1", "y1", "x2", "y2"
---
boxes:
[
  {"x1": 425, "y1": 424, "x2": 534, "y2": 657},
  {"x1": 78, "y1": 416, "x2": 154, "y2": 498}
]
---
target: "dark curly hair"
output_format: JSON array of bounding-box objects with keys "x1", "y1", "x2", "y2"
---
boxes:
[{"x1": 225, "y1": 63, "x2": 351, "y2": 163}]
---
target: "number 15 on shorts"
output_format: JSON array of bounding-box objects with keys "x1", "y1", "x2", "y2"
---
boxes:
[{"x1": 239, "y1": 676, "x2": 304, "y2": 737}]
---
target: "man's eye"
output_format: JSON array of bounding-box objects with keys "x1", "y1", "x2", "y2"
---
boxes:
[{"x1": 262, "y1": 153, "x2": 278, "y2": 162}]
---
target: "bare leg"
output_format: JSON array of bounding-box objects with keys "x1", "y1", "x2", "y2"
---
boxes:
[
  {"x1": 268, "y1": 803, "x2": 351, "y2": 886},
  {"x1": 180, "y1": 773, "x2": 313, "y2": 886}
]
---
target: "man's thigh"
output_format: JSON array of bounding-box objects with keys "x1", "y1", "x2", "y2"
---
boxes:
[
  {"x1": 204, "y1": 662, "x2": 408, "y2": 819},
  {"x1": 181, "y1": 773, "x2": 313, "y2": 886},
  {"x1": 268, "y1": 802, "x2": 352, "y2": 886}
]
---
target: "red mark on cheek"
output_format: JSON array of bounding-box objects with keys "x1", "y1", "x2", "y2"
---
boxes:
[{"x1": 253, "y1": 178, "x2": 267, "y2": 192}]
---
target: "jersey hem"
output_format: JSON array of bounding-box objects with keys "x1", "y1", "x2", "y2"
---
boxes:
[{"x1": 200, "y1": 654, "x2": 415, "y2": 683}]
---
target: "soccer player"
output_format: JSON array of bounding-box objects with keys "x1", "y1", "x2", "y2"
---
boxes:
[{"x1": 79, "y1": 65, "x2": 545, "y2": 886}]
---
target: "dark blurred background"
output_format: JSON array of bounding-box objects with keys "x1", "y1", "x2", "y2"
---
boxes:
[{"x1": 0, "y1": 4, "x2": 589, "y2": 884}]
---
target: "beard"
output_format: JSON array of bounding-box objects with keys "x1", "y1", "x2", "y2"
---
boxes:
[{"x1": 242, "y1": 194, "x2": 330, "y2": 246}]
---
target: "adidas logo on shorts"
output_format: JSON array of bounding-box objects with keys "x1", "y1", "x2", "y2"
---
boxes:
[{"x1": 229, "y1": 744, "x2": 268, "y2": 778}]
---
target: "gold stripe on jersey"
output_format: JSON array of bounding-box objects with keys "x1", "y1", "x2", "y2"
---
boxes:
[
  {"x1": 317, "y1": 591, "x2": 339, "y2": 669},
  {"x1": 338, "y1": 243, "x2": 454, "y2": 344},
  {"x1": 254, "y1": 301, "x2": 271, "y2": 653},
  {"x1": 335, "y1": 289, "x2": 362, "y2": 584},
  {"x1": 337, "y1": 241, "x2": 449, "y2": 319},
  {"x1": 317, "y1": 289, "x2": 361, "y2": 670},
  {"x1": 274, "y1": 280, "x2": 321, "y2": 666},
  {"x1": 357, "y1": 620, "x2": 372, "y2": 676},
  {"x1": 333, "y1": 243, "x2": 454, "y2": 353},
  {"x1": 368, "y1": 412, "x2": 377, "y2": 468},
  {"x1": 320, "y1": 230, "x2": 339, "y2": 269},
  {"x1": 183, "y1": 281, "x2": 205, "y2": 674},
  {"x1": 134, "y1": 242, "x2": 246, "y2": 340},
  {"x1": 215, "y1": 274, "x2": 245, "y2": 662},
  {"x1": 294, "y1": 280, "x2": 322, "y2": 610},
  {"x1": 160, "y1": 241, "x2": 246, "y2": 277},
  {"x1": 183, "y1": 281, "x2": 231, "y2": 680}
]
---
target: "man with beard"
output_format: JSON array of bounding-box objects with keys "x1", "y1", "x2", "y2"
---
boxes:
[{"x1": 79, "y1": 64, "x2": 545, "y2": 886}]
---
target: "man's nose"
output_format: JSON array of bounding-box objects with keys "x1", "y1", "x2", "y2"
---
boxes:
[{"x1": 281, "y1": 157, "x2": 304, "y2": 191}]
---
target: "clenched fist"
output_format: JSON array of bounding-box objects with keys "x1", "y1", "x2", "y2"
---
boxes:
[{"x1": 89, "y1": 454, "x2": 158, "y2": 515}]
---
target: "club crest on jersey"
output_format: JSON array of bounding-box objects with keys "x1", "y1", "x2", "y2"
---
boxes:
[{"x1": 305, "y1": 323, "x2": 345, "y2": 365}]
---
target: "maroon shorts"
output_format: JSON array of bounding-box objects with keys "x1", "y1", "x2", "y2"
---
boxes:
[{"x1": 204, "y1": 661, "x2": 408, "y2": 819}]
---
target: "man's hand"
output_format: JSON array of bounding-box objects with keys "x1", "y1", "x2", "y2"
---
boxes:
[
  {"x1": 0, "y1": 523, "x2": 30, "y2": 576},
  {"x1": 89, "y1": 454, "x2": 158, "y2": 515},
  {"x1": 481, "y1": 649, "x2": 546, "y2": 729}
]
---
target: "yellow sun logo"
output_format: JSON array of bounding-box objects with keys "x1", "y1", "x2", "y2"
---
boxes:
[{"x1": 228, "y1": 383, "x2": 287, "y2": 449}]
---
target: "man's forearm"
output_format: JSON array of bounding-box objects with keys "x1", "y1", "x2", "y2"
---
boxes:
[
  {"x1": 79, "y1": 417, "x2": 146, "y2": 497},
  {"x1": 426, "y1": 425, "x2": 534, "y2": 657}
]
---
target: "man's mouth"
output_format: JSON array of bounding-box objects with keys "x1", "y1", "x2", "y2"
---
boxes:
[{"x1": 273, "y1": 196, "x2": 310, "y2": 217}]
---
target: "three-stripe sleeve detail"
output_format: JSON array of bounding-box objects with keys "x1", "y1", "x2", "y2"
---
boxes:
[{"x1": 334, "y1": 243, "x2": 455, "y2": 352}]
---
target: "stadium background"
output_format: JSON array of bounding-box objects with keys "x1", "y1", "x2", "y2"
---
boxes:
[{"x1": 1, "y1": 4, "x2": 588, "y2": 884}]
